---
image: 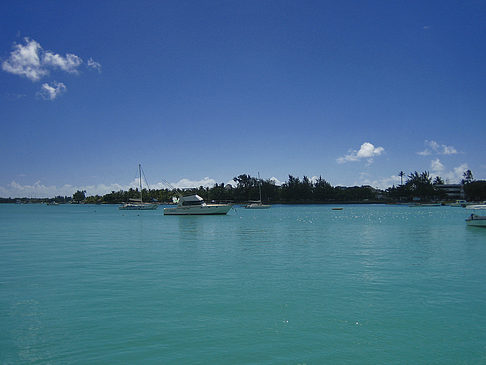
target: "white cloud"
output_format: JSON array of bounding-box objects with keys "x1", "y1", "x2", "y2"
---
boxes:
[
  {"x1": 356, "y1": 174, "x2": 401, "y2": 190},
  {"x1": 148, "y1": 177, "x2": 218, "y2": 190},
  {"x1": 0, "y1": 176, "x2": 228, "y2": 198},
  {"x1": 418, "y1": 140, "x2": 458, "y2": 156},
  {"x1": 417, "y1": 149, "x2": 432, "y2": 156},
  {"x1": 172, "y1": 177, "x2": 216, "y2": 188},
  {"x1": 43, "y1": 51, "x2": 82, "y2": 73},
  {"x1": 443, "y1": 163, "x2": 469, "y2": 184},
  {"x1": 1, "y1": 38, "x2": 46, "y2": 81},
  {"x1": 442, "y1": 145, "x2": 458, "y2": 155},
  {"x1": 427, "y1": 162, "x2": 469, "y2": 184},
  {"x1": 37, "y1": 81, "x2": 66, "y2": 100},
  {"x1": 0, "y1": 179, "x2": 146, "y2": 198},
  {"x1": 87, "y1": 58, "x2": 102, "y2": 73},
  {"x1": 337, "y1": 142, "x2": 385, "y2": 164},
  {"x1": 2, "y1": 38, "x2": 84, "y2": 81},
  {"x1": 1, "y1": 180, "x2": 73, "y2": 198},
  {"x1": 431, "y1": 158, "x2": 444, "y2": 173},
  {"x1": 270, "y1": 176, "x2": 283, "y2": 186}
]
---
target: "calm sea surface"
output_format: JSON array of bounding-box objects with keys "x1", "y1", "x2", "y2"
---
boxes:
[{"x1": 1, "y1": 203, "x2": 486, "y2": 364}]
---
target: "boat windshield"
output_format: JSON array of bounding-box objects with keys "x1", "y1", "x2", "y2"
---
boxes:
[{"x1": 181, "y1": 200, "x2": 204, "y2": 206}]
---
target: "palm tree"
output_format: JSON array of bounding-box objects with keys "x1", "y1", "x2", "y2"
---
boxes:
[
  {"x1": 398, "y1": 171, "x2": 405, "y2": 185},
  {"x1": 433, "y1": 176, "x2": 444, "y2": 185},
  {"x1": 462, "y1": 169, "x2": 474, "y2": 184}
]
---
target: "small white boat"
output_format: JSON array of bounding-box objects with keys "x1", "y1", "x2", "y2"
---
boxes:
[
  {"x1": 119, "y1": 164, "x2": 158, "y2": 210},
  {"x1": 466, "y1": 202, "x2": 486, "y2": 210},
  {"x1": 466, "y1": 214, "x2": 486, "y2": 227},
  {"x1": 245, "y1": 201, "x2": 271, "y2": 209},
  {"x1": 164, "y1": 195, "x2": 232, "y2": 215},
  {"x1": 119, "y1": 199, "x2": 158, "y2": 210},
  {"x1": 245, "y1": 172, "x2": 271, "y2": 209}
]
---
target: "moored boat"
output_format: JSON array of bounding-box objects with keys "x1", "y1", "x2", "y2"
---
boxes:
[
  {"x1": 119, "y1": 164, "x2": 158, "y2": 210},
  {"x1": 465, "y1": 202, "x2": 486, "y2": 210},
  {"x1": 119, "y1": 199, "x2": 158, "y2": 210},
  {"x1": 163, "y1": 195, "x2": 232, "y2": 215},
  {"x1": 245, "y1": 172, "x2": 271, "y2": 209},
  {"x1": 466, "y1": 214, "x2": 486, "y2": 227},
  {"x1": 245, "y1": 201, "x2": 271, "y2": 209}
]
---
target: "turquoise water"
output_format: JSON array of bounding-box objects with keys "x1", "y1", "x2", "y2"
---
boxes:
[{"x1": 1, "y1": 204, "x2": 486, "y2": 364}]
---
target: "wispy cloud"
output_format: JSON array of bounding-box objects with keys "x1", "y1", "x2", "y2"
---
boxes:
[
  {"x1": 430, "y1": 158, "x2": 445, "y2": 173},
  {"x1": 337, "y1": 142, "x2": 385, "y2": 164},
  {"x1": 37, "y1": 81, "x2": 66, "y2": 100},
  {"x1": 0, "y1": 180, "x2": 75, "y2": 198},
  {"x1": 0, "y1": 176, "x2": 225, "y2": 198},
  {"x1": 443, "y1": 163, "x2": 469, "y2": 184},
  {"x1": 154, "y1": 177, "x2": 218, "y2": 189},
  {"x1": 417, "y1": 140, "x2": 458, "y2": 156},
  {"x1": 87, "y1": 58, "x2": 102, "y2": 73},
  {"x1": 2, "y1": 38, "x2": 84, "y2": 81},
  {"x1": 4, "y1": 92, "x2": 27, "y2": 100},
  {"x1": 2, "y1": 37, "x2": 101, "y2": 100},
  {"x1": 43, "y1": 51, "x2": 82, "y2": 74},
  {"x1": 427, "y1": 161, "x2": 469, "y2": 184},
  {"x1": 356, "y1": 173, "x2": 400, "y2": 190}
]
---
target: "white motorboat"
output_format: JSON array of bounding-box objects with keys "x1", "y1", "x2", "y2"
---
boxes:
[
  {"x1": 245, "y1": 172, "x2": 271, "y2": 209},
  {"x1": 466, "y1": 214, "x2": 486, "y2": 227},
  {"x1": 466, "y1": 202, "x2": 486, "y2": 210},
  {"x1": 119, "y1": 164, "x2": 158, "y2": 210},
  {"x1": 163, "y1": 195, "x2": 232, "y2": 215}
]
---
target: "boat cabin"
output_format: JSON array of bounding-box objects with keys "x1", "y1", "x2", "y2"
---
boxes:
[{"x1": 179, "y1": 195, "x2": 206, "y2": 206}]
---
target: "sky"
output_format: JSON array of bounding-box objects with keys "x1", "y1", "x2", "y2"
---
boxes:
[{"x1": 1, "y1": 1, "x2": 485, "y2": 198}]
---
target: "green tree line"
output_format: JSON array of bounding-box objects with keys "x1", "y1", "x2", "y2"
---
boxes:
[
  {"x1": 83, "y1": 174, "x2": 389, "y2": 204},
  {"x1": 3, "y1": 170, "x2": 483, "y2": 204},
  {"x1": 81, "y1": 170, "x2": 484, "y2": 204}
]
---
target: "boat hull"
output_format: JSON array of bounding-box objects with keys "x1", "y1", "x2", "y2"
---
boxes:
[
  {"x1": 466, "y1": 215, "x2": 486, "y2": 227},
  {"x1": 245, "y1": 204, "x2": 271, "y2": 209},
  {"x1": 164, "y1": 204, "x2": 232, "y2": 215},
  {"x1": 466, "y1": 205, "x2": 486, "y2": 210},
  {"x1": 119, "y1": 203, "x2": 158, "y2": 210}
]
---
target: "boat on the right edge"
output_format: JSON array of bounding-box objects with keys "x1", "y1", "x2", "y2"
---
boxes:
[
  {"x1": 465, "y1": 201, "x2": 486, "y2": 210},
  {"x1": 466, "y1": 214, "x2": 486, "y2": 227}
]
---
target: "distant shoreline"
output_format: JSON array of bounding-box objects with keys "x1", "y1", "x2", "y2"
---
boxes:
[{"x1": 0, "y1": 199, "x2": 450, "y2": 205}]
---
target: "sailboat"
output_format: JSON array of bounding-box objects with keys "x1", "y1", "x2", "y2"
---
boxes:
[
  {"x1": 245, "y1": 173, "x2": 271, "y2": 209},
  {"x1": 119, "y1": 164, "x2": 158, "y2": 210}
]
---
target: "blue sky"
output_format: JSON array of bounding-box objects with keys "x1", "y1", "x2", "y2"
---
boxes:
[{"x1": 1, "y1": 1, "x2": 485, "y2": 197}]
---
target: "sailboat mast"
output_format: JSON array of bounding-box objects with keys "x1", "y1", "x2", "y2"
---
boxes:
[
  {"x1": 139, "y1": 164, "x2": 142, "y2": 203},
  {"x1": 258, "y1": 172, "x2": 262, "y2": 202}
]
